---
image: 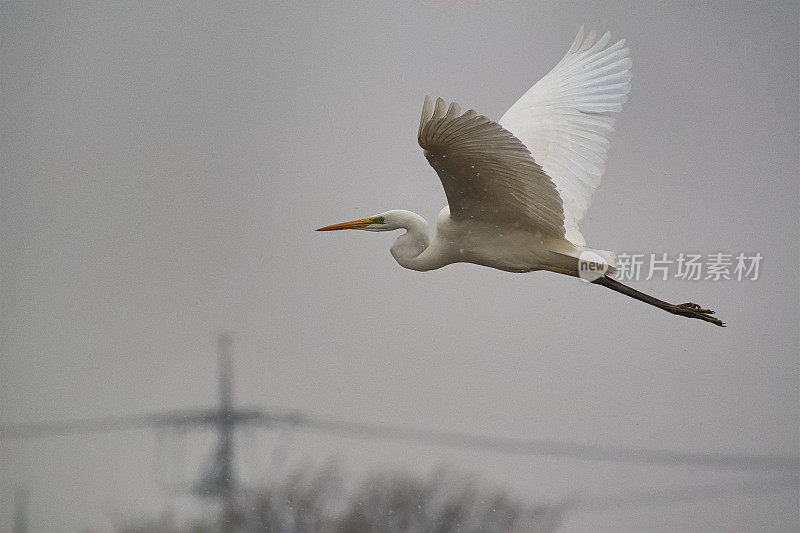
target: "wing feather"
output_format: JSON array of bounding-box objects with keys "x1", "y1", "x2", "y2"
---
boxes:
[
  {"x1": 418, "y1": 96, "x2": 565, "y2": 237},
  {"x1": 499, "y1": 27, "x2": 632, "y2": 246}
]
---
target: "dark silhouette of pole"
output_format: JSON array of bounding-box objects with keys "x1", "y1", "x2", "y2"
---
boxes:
[{"x1": 216, "y1": 332, "x2": 237, "y2": 532}]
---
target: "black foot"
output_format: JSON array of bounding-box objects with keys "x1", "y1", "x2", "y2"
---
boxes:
[{"x1": 672, "y1": 302, "x2": 726, "y2": 327}]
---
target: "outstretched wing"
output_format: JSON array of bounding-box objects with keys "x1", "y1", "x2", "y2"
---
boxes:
[
  {"x1": 499, "y1": 27, "x2": 632, "y2": 246},
  {"x1": 418, "y1": 96, "x2": 565, "y2": 238}
]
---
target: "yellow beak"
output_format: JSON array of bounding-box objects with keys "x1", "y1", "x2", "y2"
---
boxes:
[{"x1": 316, "y1": 216, "x2": 377, "y2": 231}]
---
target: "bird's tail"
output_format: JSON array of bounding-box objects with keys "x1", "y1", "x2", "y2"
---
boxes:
[
  {"x1": 581, "y1": 247, "x2": 617, "y2": 276},
  {"x1": 551, "y1": 246, "x2": 618, "y2": 277}
]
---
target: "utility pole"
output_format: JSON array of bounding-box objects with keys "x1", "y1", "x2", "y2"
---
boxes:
[
  {"x1": 216, "y1": 332, "x2": 238, "y2": 532},
  {"x1": 193, "y1": 332, "x2": 241, "y2": 532}
]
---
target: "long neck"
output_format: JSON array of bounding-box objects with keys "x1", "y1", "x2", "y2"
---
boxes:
[{"x1": 388, "y1": 211, "x2": 438, "y2": 271}]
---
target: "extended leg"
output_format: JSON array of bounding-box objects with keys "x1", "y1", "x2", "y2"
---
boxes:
[{"x1": 592, "y1": 275, "x2": 725, "y2": 327}]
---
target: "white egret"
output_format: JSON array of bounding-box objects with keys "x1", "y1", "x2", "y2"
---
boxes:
[{"x1": 318, "y1": 28, "x2": 724, "y2": 326}]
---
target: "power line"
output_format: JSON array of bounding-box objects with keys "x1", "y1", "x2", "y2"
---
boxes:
[
  {"x1": 3, "y1": 404, "x2": 798, "y2": 473},
  {"x1": 0, "y1": 408, "x2": 263, "y2": 438},
  {"x1": 258, "y1": 413, "x2": 800, "y2": 472},
  {"x1": 2, "y1": 333, "x2": 798, "y2": 474}
]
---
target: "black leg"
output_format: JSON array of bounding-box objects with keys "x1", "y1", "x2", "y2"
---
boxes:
[{"x1": 592, "y1": 275, "x2": 725, "y2": 327}]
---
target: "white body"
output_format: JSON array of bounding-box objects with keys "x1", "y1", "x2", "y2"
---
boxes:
[{"x1": 391, "y1": 207, "x2": 581, "y2": 274}]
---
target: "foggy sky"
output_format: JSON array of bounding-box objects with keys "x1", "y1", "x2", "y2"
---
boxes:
[{"x1": 2, "y1": 1, "x2": 798, "y2": 531}]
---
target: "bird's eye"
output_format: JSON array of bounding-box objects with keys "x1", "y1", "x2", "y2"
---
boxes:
[{"x1": 375, "y1": 216, "x2": 385, "y2": 224}]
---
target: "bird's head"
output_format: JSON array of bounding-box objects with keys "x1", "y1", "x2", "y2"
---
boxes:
[
  {"x1": 316, "y1": 211, "x2": 405, "y2": 232},
  {"x1": 316, "y1": 209, "x2": 432, "y2": 270}
]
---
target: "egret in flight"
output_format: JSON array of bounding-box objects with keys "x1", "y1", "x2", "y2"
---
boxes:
[{"x1": 318, "y1": 28, "x2": 724, "y2": 327}]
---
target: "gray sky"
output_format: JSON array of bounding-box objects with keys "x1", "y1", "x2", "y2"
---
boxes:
[{"x1": 2, "y1": 1, "x2": 798, "y2": 531}]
